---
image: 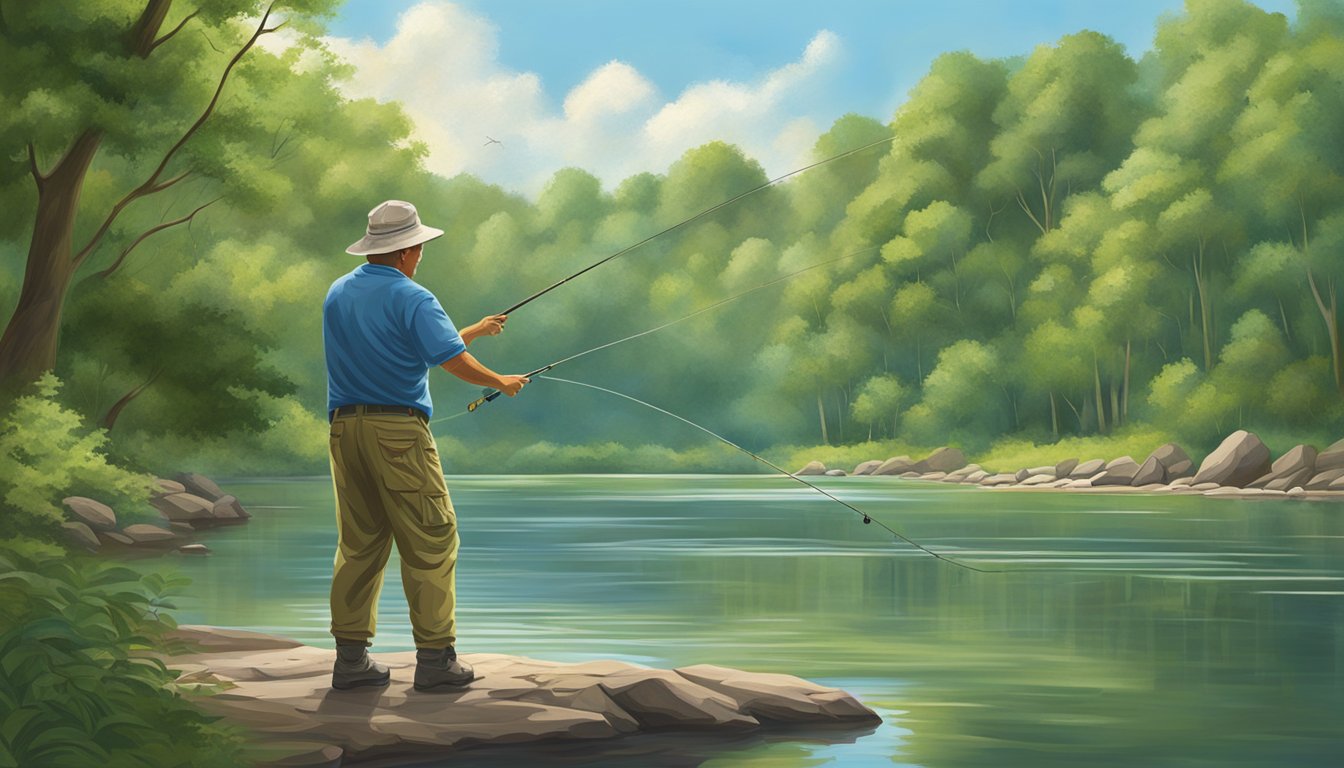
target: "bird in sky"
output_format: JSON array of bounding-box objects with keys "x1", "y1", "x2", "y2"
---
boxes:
[{"x1": 484, "y1": 136, "x2": 502, "y2": 147}]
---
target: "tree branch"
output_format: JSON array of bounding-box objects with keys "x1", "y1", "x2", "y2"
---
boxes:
[
  {"x1": 129, "y1": 0, "x2": 174, "y2": 58},
  {"x1": 73, "y1": 3, "x2": 282, "y2": 267},
  {"x1": 1015, "y1": 188, "x2": 1047, "y2": 235},
  {"x1": 26, "y1": 143, "x2": 46, "y2": 188},
  {"x1": 147, "y1": 9, "x2": 199, "y2": 55},
  {"x1": 147, "y1": 169, "x2": 193, "y2": 195},
  {"x1": 94, "y1": 197, "x2": 220, "y2": 280}
]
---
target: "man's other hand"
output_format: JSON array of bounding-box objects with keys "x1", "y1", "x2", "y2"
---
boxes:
[{"x1": 498, "y1": 375, "x2": 529, "y2": 396}]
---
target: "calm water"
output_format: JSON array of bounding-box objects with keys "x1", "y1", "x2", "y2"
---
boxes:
[{"x1": 173, "y1": 476, "x2": 1344, "y2": 767}]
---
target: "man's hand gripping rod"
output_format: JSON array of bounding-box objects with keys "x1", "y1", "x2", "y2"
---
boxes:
[{"x1": 467, "y1": 364, "x2": 554, "y2": 412}]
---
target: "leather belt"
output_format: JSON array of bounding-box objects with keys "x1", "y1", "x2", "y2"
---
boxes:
[{"x1": 330, "y1": 404, "x2": 428, "y2": 423}]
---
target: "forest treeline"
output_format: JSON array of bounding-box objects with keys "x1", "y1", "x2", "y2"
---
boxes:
[{"x1": 3, "y1": 0, "x2": 1344, "y2": 478}]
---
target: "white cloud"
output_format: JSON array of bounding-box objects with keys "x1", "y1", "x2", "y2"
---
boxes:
[{"x1": 324, "y1": 2, "x2": 843, "y2": 196}]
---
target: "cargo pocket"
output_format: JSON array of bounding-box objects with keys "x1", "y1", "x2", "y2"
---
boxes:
[
  {"x1": 329, "y1": 421, "x2": 347, "y2": 489},
  {"x1": 376, "y1": 430, "x2": 426, "y2": 492},
  {"x1": 421, "y1": 492, "x2": 455, "y2": 527}
]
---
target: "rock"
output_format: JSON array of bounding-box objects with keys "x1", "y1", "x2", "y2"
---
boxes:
[
  {"x1": 823, "y1": 469, "x2": 847, "y2": 477},
  {"x1": 1251, "y1": 444, "x2": 1317, "y2": 491},
  {"x1": 62, "y1": 521, "x2": 100, "y2": 551},
  {"x1": 1305, "y1": 467, "x2": 1344, "y2": 490},
  {"x1": 852, "y1": 460, "x2": 882, "y2": 476},
  {"x1": 159, "y1": 626, "x2": 880, "y2": 765},
  {"x1": 1132, "y1": 456, "x2": 1166, "y2": 486},
  {"x1": 899, "y1": 471, "x2": 921, "y2": 478},
  {"x1": 981, "y1": 473, "x2": 1018, "y2": 486},
  {"x1": 1020, "y1": 474, "x2": 1055, "y2": 486},
  {"x1": 1068, "y1": 459, "x2": 1106, "y2": 479},
  {"x1": 212, "y1": 495, "x2": 252, "y2": 520},
  {"x1": 1192, "y1": 482, "x2": 1222, "y2": 491},
  {"x1": 912, "y1": 447, "x2": 966, "y2": 473},
  {"x1": 1146, "y1": 443, "x2": 1193, "y2": 479},
  {"x1": 793, "y1": 461, "x2": 827, "y2": 476},
  {"x1": 1314, "y1": 438, "x2": 1344, "y2": 473},
  {"x1": 179, "y1": 544, "x2": 211, "y2": 555},
  {"x1": 175, "y1": 472, "x2": 226, "y2": 502},
  {"x1": 151, "y1": 492, "x2": 216, "y2": 522},
  {"x1": 122, "y1": 524, "x2": 177, "y2": 545},
  {"x1": 155, "y1": 478, "x2": 187, "y2": 495},
  {"x1": 944, "y1": 464, "x2": 982, "y2": 481},
  {"x1": 919, "y1": 472, "x2": 947, "y2": 481},
  {"x1": 62, "y1": 496, "x2": 116, "y2": 531},
  {"x1": 1192, "y1": 431, "x2": 1271, "y2": 488},
  {"x1": 964, "y1": 470, "x2": 989, "y2": 483},
  {"x1": 872, "y1": 456, "x2": 915, "y2": 476},
  {"x1": 1064, "y1": 479, "x2": 1094, "y2": 488},
  {"x1": 1024, "y1": 465, "x2": 1056, "y2": 478},
  {"x1": 248, "y1": 741, "x2": 343, "y2": 768},
  {"x1": 1169, "y1": 476, "x2": 1196, "y2": 487},
  {"x1": 1014, "y1": 468, "x2": 1031, "y2": 482},
  {"x1": 1092, "y1": 457, "x2": 1140, "y2": 486},
  {"x1": 1054, "y1": 458, "x2": 1079, "y2": 478},
  {"x1": 98, "y1": 530, "x2": 134, "y2": 546}
]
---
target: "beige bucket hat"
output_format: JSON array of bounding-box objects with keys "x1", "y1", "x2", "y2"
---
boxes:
[{"x1": 345, "y1": 200, "x2": 444, "y2": 256}]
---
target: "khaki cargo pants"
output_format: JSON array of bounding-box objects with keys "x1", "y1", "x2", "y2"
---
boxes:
[{"x1": 328, "y1": 409, "x2": 458, "y2": 649}]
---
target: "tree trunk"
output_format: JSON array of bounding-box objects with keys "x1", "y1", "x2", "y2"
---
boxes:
[
  {"x1": 1193, "y1": 242, "x2": 1213, "y2": 371},
  {"x1": 816, "y1": 391, "x2": 829, "y2": 445},
  {"x1": 0, "y1": 130, "x2": 104, "y2": 392},
  {"x1": 1050, "y1": 391, "x2": 1059, "y2": 439},
  {"x1": 1093, "y1": 357, "x2": 1107, "y2": 434},
  {"x1": 1122, "y1": 339, "x2": 1131, "y2": 423},
  {"x1": 1306, "y1": 268, "x2": 1342, "y2": 393}
]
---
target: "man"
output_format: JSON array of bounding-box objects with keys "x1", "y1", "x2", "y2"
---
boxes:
[{"x1": 324, "y1": 200, "x2": 529, "y2": 692}]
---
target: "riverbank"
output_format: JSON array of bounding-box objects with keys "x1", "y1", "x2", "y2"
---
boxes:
[
  {"x1": 796, "y1": 430, "x2": 1344, "y2": 500},
  {"x1": 163, "y1": 626, "x2": 880, "y2": 767}
]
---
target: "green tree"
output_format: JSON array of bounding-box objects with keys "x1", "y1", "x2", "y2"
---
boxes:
[{"x1": 0, "y1": 0, "x2": 339, "y2": 391}]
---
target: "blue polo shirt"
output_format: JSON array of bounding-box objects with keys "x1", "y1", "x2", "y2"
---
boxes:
[{"x1": 324, "y1": 264, "x2": 466, "y2": 418}]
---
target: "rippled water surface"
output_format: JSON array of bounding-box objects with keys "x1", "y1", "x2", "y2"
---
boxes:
[{"x1": 174, "y1": 475, "x2": 1344, "y2": 767}]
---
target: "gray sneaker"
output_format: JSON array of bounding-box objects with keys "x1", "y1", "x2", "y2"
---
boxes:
[
  {"x1": 414, "y1": 647, "x2": 476, "y2": 691},
  {"x1": 332, "y1": 644, "x2": 390, "y2": 690}
]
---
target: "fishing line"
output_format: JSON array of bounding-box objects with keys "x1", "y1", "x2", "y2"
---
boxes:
[
  {"x1": 538, "y1": 374, "x2": 1007, "y2": 574},
  {"x1": 498, "y1": 135, "x2": 897, "y2": 315},
  {"x1": 461, "y1": 245, "x2": 880, "y2": 415}
]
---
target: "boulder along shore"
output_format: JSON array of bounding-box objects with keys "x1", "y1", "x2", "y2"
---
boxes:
[
  {"x1": 61, "y1": 471, "x2": 251, "y2": 556},
  {"x1": 163, "y1": 626, "x2": 881, "y2": 768},
  {"x1": 796, "y1": 430, "x2": 1344, "y2": 500}
]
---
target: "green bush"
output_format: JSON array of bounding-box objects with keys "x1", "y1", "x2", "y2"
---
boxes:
[
  {"x1": 0, "y1": 543, "x2": 245, "y2": 767},
  {"x1": 0, "y1": 376, "x2": 245, "y2": 766},
  {"x1": 0, "y1": 375, "x2": 154, "y2": 543}
]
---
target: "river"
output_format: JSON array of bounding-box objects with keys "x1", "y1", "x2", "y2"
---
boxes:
[{"x1": 173, "y1": 475, "x2": 1344, "y2": 767}]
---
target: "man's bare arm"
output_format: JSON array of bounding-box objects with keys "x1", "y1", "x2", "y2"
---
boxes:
[{"x1": 440, "y1": 352, "x2": 528, "y2": 395}]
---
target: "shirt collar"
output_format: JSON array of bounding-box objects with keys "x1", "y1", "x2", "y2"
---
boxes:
[{"x1": 357, "y1": 263, "x2": 406, "y2": 279}]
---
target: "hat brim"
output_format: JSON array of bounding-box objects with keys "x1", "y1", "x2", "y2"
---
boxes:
[{"x1": 345, "y1": 224, "x2": 444, "y2": 256}]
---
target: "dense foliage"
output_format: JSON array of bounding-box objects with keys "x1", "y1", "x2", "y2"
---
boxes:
[{"x1": 1, "y1": 0, "x2": 1342, "y2": 477}]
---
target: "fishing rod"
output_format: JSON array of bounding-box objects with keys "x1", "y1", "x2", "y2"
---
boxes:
[
  {"x1": 463, "y1": 245, "x2": 880, "y2": 414},
  {"x1": 496, "y1": 135, "x2": 896, "y2": 316},
  {"x1": 538, "y1": 374, "x2": 1005, "y2": 574}
]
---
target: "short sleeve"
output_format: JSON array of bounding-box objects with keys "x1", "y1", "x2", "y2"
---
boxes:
[{"x1": 409, "y1": 295, "x2": 467, "y2": 367}]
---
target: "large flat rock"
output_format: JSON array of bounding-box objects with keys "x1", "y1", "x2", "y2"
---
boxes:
[{"x1": 165, "y1": 626, "x2": 879, "y2": 766}]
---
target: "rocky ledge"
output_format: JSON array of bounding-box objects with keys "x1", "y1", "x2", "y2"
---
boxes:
[{"x1": 164, "y1": 626, "x2": 880, "y2": 767}]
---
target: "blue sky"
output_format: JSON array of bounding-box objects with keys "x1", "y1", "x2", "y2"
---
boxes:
[{"x1": 323, "y1": 0, "x2": 1297, "y2": 194}]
